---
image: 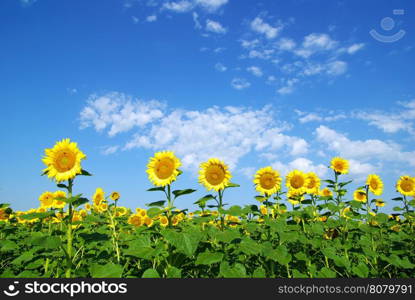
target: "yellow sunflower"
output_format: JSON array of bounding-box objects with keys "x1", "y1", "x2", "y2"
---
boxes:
[
  {"x1": 396, "y1": 176, "x2": 415, "y2": 196},
  {"x1": 330, "y1": 157, "x2": 349, "y2": 174},
  {"x1": 0, "y1": 208, "x2": 10, "y2": 221},
  {"x1": 42, "y1": 138, "x2": 86, "y2": 182},
  {"x1": 353, "y1": 189, "x2": 367, "y2": 203},
  {"x1": 305, "y1": 172, "x2": 320, "y2": 195},
  {"x1": 39, "y1": 191, "x2": 55, "y2": 208},
  {"x1": 53, "y1": 190, "x2": 67, "y2": 209},
  {"x1": 366, "y1": 174, "x2": 383, "y2": 196},
  {"x1": 146, "y1": 151, "x2": 181, "y2": 187},
  {"x1": 144, "y1": 216, "x2": 154, "y2": 227},
  {"x1": 253, "y1": 166, "x2": 282, "y2": 196},
  {"x1": 286, "y1": 170, "x2": 309, "y2": 192},
  {"x1": 128, "y1": 214, "x2": 143, "y2": 227},
  {"x1": 199, "y1": 158, "x2": 232, "y2": 191},
  {"x1": 319, "y1": 187, "x2": 333, "y2": 197},
  {"x1": 159, "y1": 216, "x2": 169, "y2": 227},
  {"x1": 110, "y1": 192, "x2": 120, "y2": 201},
  {"x1": 375, "y1": 199, "x2": 385, "y2": 207},
  {"x1": 98, "y1": 202, "x2": 108, "y2": 212},
  {"x1": 93, "y1": 188, "x2": 105, "y2": 206},
  {"x1": 340, "y1": 206, "x2": 352, "y2": 219},
  {"x1": 287, "y1": 189, "x2": 304, "y2": 205}
]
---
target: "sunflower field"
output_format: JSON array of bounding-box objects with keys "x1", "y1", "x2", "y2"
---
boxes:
[{"x1": 0, "y1": 138, "x2": 415, "y2": 278}]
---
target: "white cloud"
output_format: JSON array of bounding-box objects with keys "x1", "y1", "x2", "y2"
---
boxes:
[
  {"x1": 241, "y1": 39, "x2": 260, "y2": 49},
  {"x1": 79, "y1": 92, "x2": 165, "y2": 137},
  {"x1": 246, "y1": 66, "x2": 263, "y2": 77},
  {"x1": 163, "y1": 0, "x2": 194, "y2": 12},
  {"x1": 192, "y1": 12, "x2": 201, "y2": 29},
  {"x1": 101, "y1": 146, "x2": 119, "y2": 155},
  {"x1": 231, "y1": 78, "x2": 251, "y2": 90},
  {"x1": 132, "y1": 16, "x2": 139, "y2": 24},
  {"x1": 195, "y1": 0, "x2": 228, "y2": 12},
  {"x1": 122, "y1": 105, "x2": 307, "y2": 171},
  {"x1": 146, "y1": 15, "x2": 157, "y2": 22},
  {"x1": 295, "y1": 109, "x2": 347, "y2": 123},
  {"x1": 20, "y1": 0, "x2": 37, "y2": 6},
  {"x1": 247, "y1": 49, "x2": 274, "y2": 60},
  {"x1": 277, "y1": 38, "x2": 296, "y2": 51},
  {"x1": 215, "y1": 63, "x2": 227, "y2": 72},
  {"x1": 347, "y1": 43, "x2": 365, "y2": 54},
  {"x1": 205, "y1": 19, "x2": 227, "y2": 34},
  {"x1": 250, "y1": 17, "x2": 282, "y2": 39},
  {"x1": 271, "y1": 158, "x2": 328, "y2": 177},
  {"x1": 315, "y1": 125, "x2": 415, "y2": 166},
  {"x1": 295, "y1": 33, "x2": 338, "y2": 58},
  {"x1": 326, "y1": 60, "x2": 347, "y2": 76},
  {"x1": 277, "y1": 78, "x2": 298, "y2": 95}
]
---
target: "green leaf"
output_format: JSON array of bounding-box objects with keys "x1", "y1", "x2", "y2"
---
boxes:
[
  {"x1": 12, "y1": 252, "x2": 34, "y2": 265},
  {"x1": 1, "y1": 240, "x2": 18, "y2": 252},
  {"x1": 195, "y1": 252, "x2": 224, "y2": 265},
  {"x1": 220, "y1": 262, "x2": 246, "y2": 278},
  {"x1": 255, "y1": 196, "x2": 266, "y2": 202},
  {"x1": 275, "y1": 245, "x2": 292, "y2": 265},
  {"x1": 292, "y1": 269, "x2": 308, "y2": 278},
  {"x1": 173, "y1": 189, "x2": 196, "y2": 198},
  {"x1": 161, "y1": 229, "x2": 201, "y2": 257},
  {"x1": 72, "y1": 197, "x2": 89, "y2": 208},
  {"x1": 57, "y1": 184, "x2": 67, "y2": 189},
  {"x1": 227, "y1": 205, "x2": 243, "y2": 216},
  {"x1": 339, "y1": 180, "x2": 353, "y2": 187},
  {"x1": 317, "y1": 267, "x2": 336, "y2": 278},
  {"x1": 225, "y1": 182, "x2": 240, "y2": 188},
  {"x1": 166, "y1": 266, "x2": 181, "y2": 278},
  {"x1": 124, "y1": 247, "x2": 156, "y2": 259},
  {"x1": 90, "y1": 263, "x2": 123, "y2": 278},
  {"x1": 146, "y1": 200, "x2": 166, "y2": 207},
  {"x1": 30, "y1": 234, "x2": 61, "y2": 249},
  {"x1": 147, "y1": 207, "x2": 162, "y2": 218},
  {"x1": 20, "y1": 211, "x2": 55, "y2": 220},
  {"x1": 352, "y1": 263, "x2": 369, "y2": 277},
  {"x1": 80, "y1": 169, "x2": 92, "y2": 176},
  {"x1": 252, "y1": 267, "x2": 266, "y2": 278},
  {"x1": 391, "y1": 197, "x2": 404, "y2": 201},
  {"x1": 194, "y1": 194, "x2": 215, "y2": 206},
  {"x1": 240, "y1": 238, "x2": 261, "y2": 255},
  {"x1": 142, "y1": 269, "x2": 160, "y2": 278},
  {"x1": 147, "y1": 187, "x2": 165, "y2": 192}
]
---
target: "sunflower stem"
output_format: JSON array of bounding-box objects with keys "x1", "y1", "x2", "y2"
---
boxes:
[{"x1": 65, "y1": 179, "x2": 74, "y2": 278}]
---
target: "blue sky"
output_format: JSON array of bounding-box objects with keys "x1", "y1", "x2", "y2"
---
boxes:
[{"x1": 1, "y1": 0, "x2": 414, "y2": 212}]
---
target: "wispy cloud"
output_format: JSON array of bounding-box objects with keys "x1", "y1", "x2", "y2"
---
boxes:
[
  {"x1": 250, "y1": 17, "x2": 282, "y2": 39},
  {"x1": 205, "y1": 19, "x2": 227, "y2": 34},
  {"x1": 146, "y1": 15, "x2": 157, "y2": 22},
  {"x1": 231, "y1": 78, "x2": 251, "y2": 90},
  {"x1": 215, "y1": 63, "x2": 227, "y2": 72},
  {"x1": 246, "y1": 66, "x2": 263, "y2": 77}
]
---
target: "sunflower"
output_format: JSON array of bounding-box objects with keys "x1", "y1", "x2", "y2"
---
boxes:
[
  {"x1": 305, "y1": 172, "x2": 320, "y2": 195},
  {"x1": 0, "y1": 208, "x2": 9, "y2": 221},
  {"x1": 128, "y1": 214, "x2": 143, "y2": 227},
  {"x1": 146, "y1": 151, "x2": 181, "y2": 187},
  {"x1": 286, "y1": 170, "x2": 309, "y2": 192},
  {"x1": 144, "y1": 216, "x2": 154, "y2": 227},
  {"x1": 199, "y1": 158, "x2": 232, "y2": 191},
  {"x1": 110, "y1": 192, "x2": 120, "y2": 201},
  {"x1": 159, "y1": 216, "x2": 169, "y2": 227},
  {"x1": 353, "y1": 189, "x2": 367, "y2": 203},
  {"x1": 39, "y1": 191, "x2": 55, "y2": 208},
  {"x1": 396, "y1": 176, "x2": 415, "y2": 196},
  {"x1": 171, "y1": 216, "x2": 179, "y2": 226},
  {"x1": 375, "y1": 199, "x2": 385, "y2": 207},
  {"x1": 366, "y1": 174, "x2": 383, "y2": 196},
  {"x1": 98, "y1": 202, "x2": 108, "y2": 213},
  {"x1": 319, "y1": 188, "x2": 333, "y2": 197},
  {"x1": 85, "y1": 203, "x2": 92, "y2": 211},
  {"x1": 42, "y1": 138, "x2": 86, "y2": 182},
  {"x1": 260, "y1": 205, "x2": 268, "y2": 215},
  {"x1": 53, "y1": 190, "x2": 67, "y2": 209},
  {"x1": 93, "y1": 188, "x2": 105, "y2": 206},
  {"x1": 287, "y1": 189, "x2": 304, "y2": 205},
  {"x1": 253, "y1": 166, "x2": 282, "y2": 196},
  {"x1": 115, "y1": 206, "x2": 128, "y2": 217},
  {"x1": 340, "y1": 206, "x2": 352, "y2": 219},
  {"x1": 330, "y1": 157, "x2": 349, "y2": 174}
]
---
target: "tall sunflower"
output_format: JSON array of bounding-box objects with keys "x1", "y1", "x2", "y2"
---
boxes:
[
  {"x1": 199, "y1": 158, "x2": 231, "y2": 191},
  {"x1": 305, "y1": 172, "x2": 320, "y2": 195},
  {"x1": 42, "y1": 138, "x2": 86, "y2": 182},
  {"x1": 396, "y1": 176, "x2": 415, "y2": 196},
  {"x1": 253, "y1": 166, "x2": 282, "y2": 196},
  {"x1": 39, "y1": 191, "x2": 55, "y2": 208},
  {"x1": 330, "y1": 157, "x2": 349, "y2": 174},
  {"x1": 366, "y1": 174, "x2": 383, "y2": 196},
  {"x1": 353, "y1": 189, "x2": 367, "y2": 203},
  {"x1": 146, "y1": 151, "x2": 181, "y2": 187},
  {"x1": 93, "y1": 188, "x2": 105, "y2": 207},
  {"x1": 286, "y1": 170, "x2": 309, "y2": 192}
]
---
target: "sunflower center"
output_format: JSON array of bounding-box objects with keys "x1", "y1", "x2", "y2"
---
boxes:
[
  {"x1": 335, "y1": 162, "x2": 344, "y2": 171},
  {"x1": 370, "y1": 179, "x2": 378, "y2": 189},
  {"x1": 290, "y1": 175, "x2": 304, "y2": 189},
  {"x1": 206, "y1": 165, "x2": 226, "y2": 186},
  {"x1": 55, "y1": 150, "x2": 76, "y2": 172},
  {"x1": 307, "y1": 178, "x2": 316, "y2": 189},
  {"x1": 155, "y1": 158, "x2": 175, "y2": 179},
  {"x1": 260, "y1": 173, "x2": 275, "y2": 190},
  {"x1": 401, "y1": 180, "x2": 414, "y2": 192}
]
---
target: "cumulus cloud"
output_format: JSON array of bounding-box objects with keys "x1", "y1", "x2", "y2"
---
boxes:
[
  {"x1": 246, "y1": 66, "x2": 263, "y2": 77},
  {"x1": 250, "y1": 17, "x2": 282, "y2": 39},
  {"x1": 215, "y1": 63, "x2": 227, "y2": 72},
  {"x1": 277, "y1": 78, "x2": 298, "y2": 95},
  {"x1": 205, "y1": 19, "x2": 227, "y2": 34},
  {"x1": 162, "y1": 0, "x2": 228, "y2": 13},
  {"x1": 294, "y1": 33, "x2": 338, "y2": 58},
  {"x1": 146, "y1": 15, "x2": 157, "y2": 22},
  {"x1": 231, "y1": 78, "x2": 251, "y2": 90},
  {"x1": 162, "y1": 1, "x2": 194, "y2": 12},
  {"x1": 315, "y1": 125, "x2": 415, "y2": 166},
  {"x1": 79, "y1": 92, "x2": 165, "y2": 137}
]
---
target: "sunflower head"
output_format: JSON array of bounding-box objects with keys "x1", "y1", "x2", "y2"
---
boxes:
[
  {"x1": 128, "y1": 214, "x2": 143, "y2": 227},
  {"x1": 341, "y1": 206, "x2": 352, "y2": 219},
  {"x1": 286, "y1": 170, "x2": 309, "y2": 192},
  {"x1": 110, "y1": 192, "x2": 120, "y2": 201},
  {"x1": 93, "y1": 188, "x2": 105, "y2": 206},
  {"x1": 353, "y1": 189, "x2": 367, "y2": 203},
  {"x1": 319, "y1": 187, "x2": 333, "y2": 197},
  {"x1": 39, "y1": 191, "x2": 55, "y2": 208},
  {"x1": 199, "y1": 158, "x2": 232, "y2": 191},
  {"x1": 253, "y1": 166, "x2": 282, "y2": 196},
  {"x1": 144, "y1": 216, "x2": 154, "y2": 227},
  {"x1": 305, "y1": 172, "x2": 320, "y2": 195},
  {"x1": 366, "y1": 174, "x2": 383, "y2": 196},
  {"x1": 159, "y1": 216, "x2": 169, "y2": 227},
  {"x1": 396, "y1": 175, "x2": 415, "y2": 196},
  {"x1": 53, "y1": 190, "x2": 67, "y2": 209},
  {"x1": 42, "y1": 138, "x2": 86, "y2": 182},
  {"x1": 146, "y1": 151, "x2": 181, "y2": 187},
  {"x1": 330, "y1": 157, "x2": 349, "y2": 174}
]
